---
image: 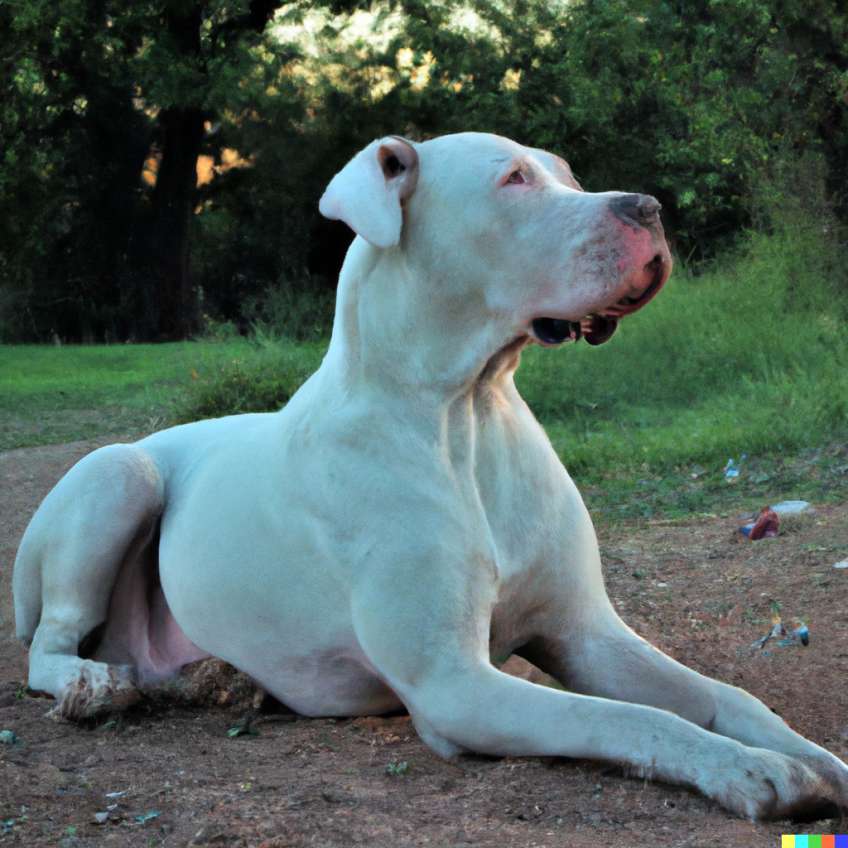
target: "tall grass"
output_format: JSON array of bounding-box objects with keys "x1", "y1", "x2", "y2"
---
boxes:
[
  {"x1": 517, "y1": 220, "x2": 848, "y2": 476},
  {"x1": 175, "y1": 336, "x2": 324, "y2": 422}
]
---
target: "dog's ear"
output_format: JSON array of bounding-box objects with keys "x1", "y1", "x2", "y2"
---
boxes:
[{"x1": 319, "y1": 136, "x2": 419, "y2": 249}]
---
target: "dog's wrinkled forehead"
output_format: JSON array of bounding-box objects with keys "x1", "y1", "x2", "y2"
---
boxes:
[
  {"x1": 416, "y1": 132, "x2": 582, "y2": 192},
  {"x1": 526, "y1": 147, "x2": 582, "y2": 191}
]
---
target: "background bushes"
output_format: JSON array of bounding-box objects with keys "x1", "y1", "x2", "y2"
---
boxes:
[{"x1": 2, "y1": 0, "x2": 846, "y2": 342}]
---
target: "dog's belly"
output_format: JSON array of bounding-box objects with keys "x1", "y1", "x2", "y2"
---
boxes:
[
  {"x1": 155, "y1": 472, "x2": 403, "y2": 715},
  {"x1": 250, "y1": 653, "x2": 402, "y2": 717},
  {"x1": 157, "y1": 544, "x2": 402, "y2": 716},
  {"x1": 158, "y1": 543, "x2": 400, "y2": 716}
]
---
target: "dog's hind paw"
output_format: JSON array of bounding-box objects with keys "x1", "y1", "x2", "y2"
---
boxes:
[{"x1": 48, "y1": 662, "x2": 140, "y2": 722}]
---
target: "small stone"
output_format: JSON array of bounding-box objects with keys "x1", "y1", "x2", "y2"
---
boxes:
[
  {"x1": 94, "y1": 811, "x2": 110, "y2": 824},
  {"x1": 833, "y1": 560, "x2": 848, "y2": 570},
  {"x1": 0, "y1": 730, "x2": 18, "y2": 745},
  {"x1": 190, "y1": 828, "x2": 231, "y2": 845}
]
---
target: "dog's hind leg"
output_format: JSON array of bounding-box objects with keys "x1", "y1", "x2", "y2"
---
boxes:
[{"x1": 13, "y1": 444, "x2": 164, "y2": 720}]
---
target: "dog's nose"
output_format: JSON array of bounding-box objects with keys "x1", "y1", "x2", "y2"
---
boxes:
[{"x1": 610, "y1": 193, "x2": 662, "y2": 227}]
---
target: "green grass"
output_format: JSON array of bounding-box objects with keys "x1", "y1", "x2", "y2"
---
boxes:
[
  {"x1": 0, "y1": 338, "x2": 323, "y2": 449},
  {"x1": 172, "y1": 335, "x2": 324, "y2": 423},
  {"x1": 514, "y1": 222, "x2": 848, "y2": 517},
  {"x1": 1, "y1": 221, "x2": 846, "y2": 521}
]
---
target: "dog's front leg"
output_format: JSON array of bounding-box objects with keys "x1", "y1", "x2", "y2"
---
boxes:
[
  {"x1": 350, "y1": 557, "x2": 843, "y2": 821},
  {"x1": 524, "y1": 602, "x2": 848, "y2": 813}
]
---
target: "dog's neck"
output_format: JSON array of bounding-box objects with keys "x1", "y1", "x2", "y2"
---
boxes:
[{"x1": 323, "y1": 238, "x2": 524, "y2": 406}]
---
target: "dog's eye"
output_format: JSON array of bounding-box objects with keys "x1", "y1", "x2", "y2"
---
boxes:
[{"x1": 505, "y1": 170, "x2": 526, "y2": 185}]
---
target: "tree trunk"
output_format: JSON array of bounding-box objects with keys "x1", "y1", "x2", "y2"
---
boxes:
[
  {"x1": 141, "y1": 3, "x2": 206, "y2": 341},
  {"x1": 134, "y1": 0, "x2": 282, "y2": 340},
  {"x1": 146, "y1": 106, "x2": 206, "y2": 340}
]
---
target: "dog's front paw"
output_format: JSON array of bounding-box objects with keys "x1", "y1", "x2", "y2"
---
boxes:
[
  {"x1": 703, "y1": 745, "x2": 842, "y2": 821},
  {"x1": 794, "y1": 749, "x2": 848, "y2": 813}
]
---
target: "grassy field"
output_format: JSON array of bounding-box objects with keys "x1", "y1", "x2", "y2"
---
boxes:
[
  {"x1": 0, "y1": 340, "x2": 322, "y2": 450},
  {"x1": 514, "y1": 223, "x2": 848, "y2": 517},
  {"x1": 2, "y1": 223, "x2": 846, "y2": 521}
]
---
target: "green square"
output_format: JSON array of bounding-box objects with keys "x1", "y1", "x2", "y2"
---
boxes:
[{"x1": 808, "y1": 837, "x2": 822, "y2": 848}]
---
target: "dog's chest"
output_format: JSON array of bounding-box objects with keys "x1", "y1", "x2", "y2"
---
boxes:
[
  {"x1": 471, "y1": 398, "x2": 569, "y2": 571},
  {"x1": 467, "y1": 396, "x2": 582, "y2": 657}
]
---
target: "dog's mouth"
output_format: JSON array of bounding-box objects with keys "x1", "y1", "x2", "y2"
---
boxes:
[
  {"x1": 531, "y1": 315, "x2": 617, "y2": 346},
  {"x1": 531, "y1": 257, "x2": 668, "y2": 347}
]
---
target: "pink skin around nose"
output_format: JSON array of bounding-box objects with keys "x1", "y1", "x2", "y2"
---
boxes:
[
  {"x1": 605, "y1": 216, "x2": 672, "y2": 317},
  {"x1": 530, "y1": 207, "x2": 673, "y2": 348}
]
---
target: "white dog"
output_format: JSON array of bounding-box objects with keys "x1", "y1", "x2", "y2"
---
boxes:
[{"x1": 13, "y1": 132, "x2": 848, "y2": 820}]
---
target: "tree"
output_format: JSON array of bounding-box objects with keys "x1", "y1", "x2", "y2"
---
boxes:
[
  {"x1": 2, "y1": 0, "x2": 845, "y2": 340},
  {"x1": 132, "y1": 0, "x2": 290, "y2": 340},
  {"x1": 1, "y1": 0, "x2": 151, "y2": 339},
  {"x1": 1, "y1": 0, "x2": 296, "y2": 341},
  {"x1": 384, "y1": 0, "x2": 848, "y2": 256}
]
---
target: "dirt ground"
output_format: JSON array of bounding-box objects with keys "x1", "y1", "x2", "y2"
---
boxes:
[{"x1": 1, "y1": 439, "x2": 847, "y2": 847}]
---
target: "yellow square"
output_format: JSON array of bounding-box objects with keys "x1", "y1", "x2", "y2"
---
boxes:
[{"x1": 782, "y1": 837, "x2": 795, "y2": 848}]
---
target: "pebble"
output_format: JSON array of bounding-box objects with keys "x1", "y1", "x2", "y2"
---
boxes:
[
  {"x1": 0, "y1": 729, "x2": 18, "y2": 745},
  {"x1": 833, "y1": 560, "x2": 848, "y2": 570},
  {"x1": 190, "y1": 827, "x2": 230, "y2": 845}
]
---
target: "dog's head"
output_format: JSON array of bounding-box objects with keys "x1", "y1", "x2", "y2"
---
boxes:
[{"x1": 320, "y1": 132, "x2": 671, "y2": 352}]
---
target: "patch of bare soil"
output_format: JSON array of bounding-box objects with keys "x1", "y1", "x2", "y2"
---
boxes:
[{"x1": 1, "y1": 441, "x2": 847, "y2": 847}]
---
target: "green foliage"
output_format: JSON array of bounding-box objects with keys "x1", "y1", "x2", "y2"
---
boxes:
[
  {"x1": 0, "y1": 0, "x2": 151, "y2": 340},
  {"x1": 385, "y1": 760, "x2": 410, "y2": 775},
  {"x1": 242, "y1": 283, "x2": 336, "y2": 341},
  {"x1": 2, "y1": 0, "x2": 847, "y2": 346},
  {"x1": 175, "y1": 337, "x2": 323, "y2": 422},
  {"x1": 0, "y1": 0, "x2": 303, "y2": 341},
  {"x1": 0, "y1": 338, "x2": 277, "y2": 448},
  {"x1": 382, "y1": 0, "x2": 848, "y2": 257}
]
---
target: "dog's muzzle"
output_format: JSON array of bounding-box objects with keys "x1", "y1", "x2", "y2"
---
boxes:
[{"x1": 531, "y1": 248, "x2": 670, "y2": 347}]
